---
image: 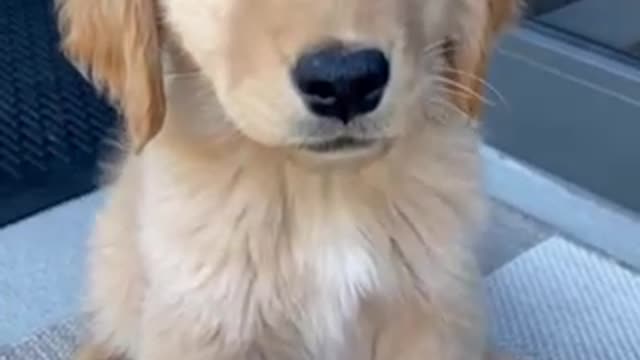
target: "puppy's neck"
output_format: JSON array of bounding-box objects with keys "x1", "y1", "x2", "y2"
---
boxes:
[
  {"x1": 141, "y1": 115, "x2": 485, "y2": 249},
  {"x1": 131, "y1": 118, "x2": 484, "y2": 350}
]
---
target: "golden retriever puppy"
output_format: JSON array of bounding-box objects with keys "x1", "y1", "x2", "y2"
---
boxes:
[{"x1": 57, "y1": 0, "x2": 518, "y2": 359}]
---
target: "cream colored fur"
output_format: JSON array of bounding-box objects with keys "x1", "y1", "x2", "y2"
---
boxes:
[{"x1": 56, "y1": 0, "x2": 519, "y2": 359}]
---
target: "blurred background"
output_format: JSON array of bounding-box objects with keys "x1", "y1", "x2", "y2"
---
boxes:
[
  {"x1": 484, "y1": 0, "x2": 640, "y2": 215},
  {"x1": 1, "y1": 1, "x2": 639, "y2": 359}
]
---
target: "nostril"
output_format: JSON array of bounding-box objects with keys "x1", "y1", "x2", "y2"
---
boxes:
[
  {"x1": 300, "y1": 80, "x2": 338, "y2": 105},
  {"x1": 292, "y1": 46, "x2": 390, "y2": 123}
]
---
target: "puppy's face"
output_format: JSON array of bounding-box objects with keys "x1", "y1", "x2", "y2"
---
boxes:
[
  {"x1": 163, "y1": 0, "x2": 449, "y2": 154},
  {"x1": 57, "y1": 0, "x2": 517, "y2": 162}
]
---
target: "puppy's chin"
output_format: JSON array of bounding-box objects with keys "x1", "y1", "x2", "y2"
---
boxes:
[{"x1": 287, "y1": 138, "x2": 391, "y2": 172}]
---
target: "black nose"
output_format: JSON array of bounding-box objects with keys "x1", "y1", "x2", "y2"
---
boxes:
[{"x1": 292, "y1": 46, "x2": 390, "y2": 124}]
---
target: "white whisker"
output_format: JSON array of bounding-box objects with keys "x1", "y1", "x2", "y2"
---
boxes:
[
  {"x1": 423, "y1": 47, "x2": 453, "y2": 62},
  {"x1": 436, "y1": 88, "x2": 496, "y2": 110},
  {"x1": 435, "y1": 66, "x2": 507, "y2": 108},
  {"x1": 422, "y1": 39, "x2": 450, "y2": 57},
  {"x1": 431, "y1": 76, "x2": 494, "y2": 107}
]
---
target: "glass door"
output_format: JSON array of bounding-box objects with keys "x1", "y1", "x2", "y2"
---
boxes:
[{"x1": 483, "y1": 0, "x2": 640, "y2": 214}]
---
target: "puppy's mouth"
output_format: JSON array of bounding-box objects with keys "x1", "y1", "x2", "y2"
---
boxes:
[
  {"x1": 290, "y1": 136, "x2": 390, "y2": 169},
  {"x1": 301, "y1": 136, "x2": 377, "y2": 153}
]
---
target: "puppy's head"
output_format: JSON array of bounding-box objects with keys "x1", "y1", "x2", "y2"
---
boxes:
[{"x1": 58, "y1": 0, "x2": 518, "y2": 161}]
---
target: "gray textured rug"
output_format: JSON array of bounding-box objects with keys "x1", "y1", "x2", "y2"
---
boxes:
[
  {"x1": 486, "y1": 236, "x2": 640, "y2": 360},
  {"x1": 3, "y1": 236, "x2": 640, "y2": 360},
  {"x1": 0, "y1": 319, "x2": 83, "y2": 360}
]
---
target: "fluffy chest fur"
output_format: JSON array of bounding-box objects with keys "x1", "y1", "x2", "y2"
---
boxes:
[
  {"x1": 139, "y1": 166, "x2": 382, "y2": 349},
  {"x1": 127, "y1": 125, "x2": 485, "y2": 357}
]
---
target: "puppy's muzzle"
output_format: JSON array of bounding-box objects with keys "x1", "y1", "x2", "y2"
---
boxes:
[{"x1": 291, "y1": 44, "x2": 390, "y2": 125}]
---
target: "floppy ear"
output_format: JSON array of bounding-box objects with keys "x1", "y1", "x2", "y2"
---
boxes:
[
  {"x1": 447, "y1": 0, "x2": 520, "y2": 119},
  {"x1": 57, "y1": 0, "x2": 166, "y2": 152}
]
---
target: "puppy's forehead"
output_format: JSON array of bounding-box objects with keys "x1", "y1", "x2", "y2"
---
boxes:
[
  {"x1": 162, "y1": 0, "x2": 458, "y2": 48},
  {"x1": 162, "y1": 0, "x2": 455, "y2": 23}
]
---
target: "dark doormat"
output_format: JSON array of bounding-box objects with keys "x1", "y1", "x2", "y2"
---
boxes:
[{"x1": 0, "y1": 0, "x2": 118, "y2": 227}]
